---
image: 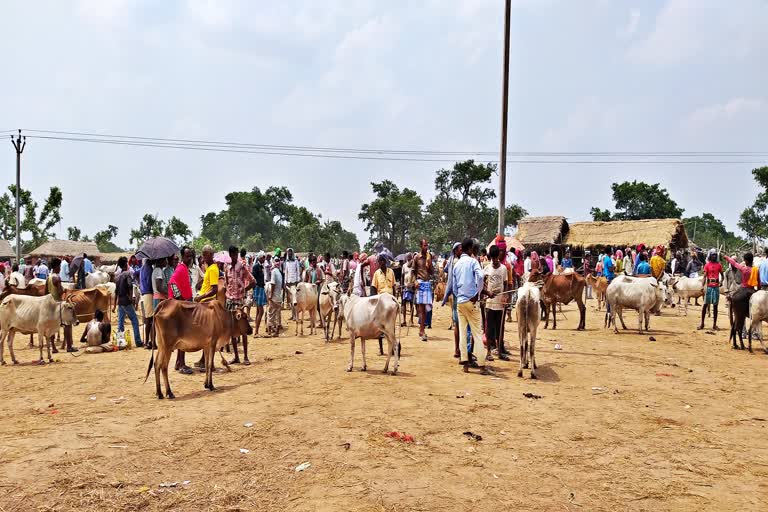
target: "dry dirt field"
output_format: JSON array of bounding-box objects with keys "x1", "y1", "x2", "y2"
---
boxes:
[{"x1": 0, "y1": 299, "x2": 767, "y2": 511}]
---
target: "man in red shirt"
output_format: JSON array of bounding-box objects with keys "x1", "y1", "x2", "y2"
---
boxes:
[
  {"x1": 699, "y1": 251, "x2": 723, "y2": 331},
  {"x1": 168, "y1": 247, "x2": 194, "y2": 374}
]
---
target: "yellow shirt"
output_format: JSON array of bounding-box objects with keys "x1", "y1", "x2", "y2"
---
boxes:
[
  {"x1": 199, "y1": 264, "x2": 220, "y2": 302},
  {"x1": 650, "y1": 255, "x2": 666, "y2": 279},
  {"x1": 372, "y1": 268, "x2": 395, "y2": 295}
]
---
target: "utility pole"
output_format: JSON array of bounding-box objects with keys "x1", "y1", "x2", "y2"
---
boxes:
[
  {"x1": 11, "y1": 130, "x2": 25, "y2": 262},
  {"x1": 497, "y1": 0, "x2": 511, "y2": 236}
]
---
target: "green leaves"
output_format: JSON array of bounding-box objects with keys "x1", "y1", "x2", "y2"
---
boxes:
[
  {"x1": 591, "y1": 181, "x2": 683, "y2": 221},
  {"x1": 129, "y1": 214, "x2": 192, "y2": 247},
  {"x1": 683, "y1": 213, "x2": 746, "y2": 252},
  {"x1": 738, "y1": 167, "x2": 768, "y2": 248},
  {"x1": 0, "y1": 185, "x2": 63, "y2": 252}
]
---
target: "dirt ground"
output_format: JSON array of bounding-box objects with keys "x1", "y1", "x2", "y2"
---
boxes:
[{"x1": 0, "y1": 298, "x2": 767, "y2": 512}]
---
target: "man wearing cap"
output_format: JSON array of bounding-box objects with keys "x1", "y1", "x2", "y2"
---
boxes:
[{"x1": 283, "y1": 248, "x2": 301, "y2": 321}]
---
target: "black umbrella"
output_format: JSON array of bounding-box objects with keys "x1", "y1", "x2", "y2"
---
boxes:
[
  {"x1": 395, "y1": 253, "x2": 409, "y2": 262},
  {"x1": 135, "y1": 237, "x2": 180, "y2": 261}
]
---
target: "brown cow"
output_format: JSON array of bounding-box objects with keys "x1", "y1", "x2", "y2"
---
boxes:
[
  {"x1": 531, "y1": 270, "x2": 586, "y2": 330},
  {"x1": 61, "y1": 288, "x2": 111, "y2": 348},
  {"x1": 145, "y1": 293, "x2": 245, "y2": 399},
  {"x1": 585, "y1": 274, "x2": 608, "y2": 310}
]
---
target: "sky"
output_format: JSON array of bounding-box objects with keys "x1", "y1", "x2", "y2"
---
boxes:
[{"x1": 2, "y1": 0, "x2": 766, "y2": 249}]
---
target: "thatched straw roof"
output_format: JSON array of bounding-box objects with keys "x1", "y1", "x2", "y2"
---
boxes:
[
  {"x1": 98, "y1": 252, "x2": 134, "y2": 264},
  {"x1": 565, "y1": 219, "x2": 688, "y2": 250},
  {"x1": 514, "y1": 216, "x2": 569, "y2": 246},
  {"x1": 28, "y1": 240, "x2": 100, "y2": 257},
  {"x1": 0, "y1": 240, "x2": 15, "y2": 258}
]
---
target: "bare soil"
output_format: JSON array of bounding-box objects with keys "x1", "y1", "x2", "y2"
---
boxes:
[{"x1": 0, "y1": 300, "x2": 766, "y2": 511}]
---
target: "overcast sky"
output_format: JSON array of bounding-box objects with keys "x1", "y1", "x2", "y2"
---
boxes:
[{"x1": 2, "y1": 0, "x2": 766, "y2": 249}]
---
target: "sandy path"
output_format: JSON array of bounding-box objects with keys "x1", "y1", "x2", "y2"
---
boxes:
[{"x1": 0, "y1": 300, "x2": 766, "y2": 511}]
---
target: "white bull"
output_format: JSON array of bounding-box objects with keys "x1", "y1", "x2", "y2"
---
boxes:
[
  {"x1": 95, "y1": 282, "x2": 116, "y2": 305},
  {"x1": 746, "y1": 290, "x2": 768, "y2": 353},
  {"x1": 85, "y1": 271, "x2": 111, "y2": 289},
  {"x1": 343, "y1": 293, "x2": 400, "y2": 374},
  {"x1": 319, "y1": 282, "x2": 341, "y2": 342},
  {"x1": 294, "y1": 282, "x2": 318, "y2": 336},
  {"x1": 0, "y1": 294, "x2": 78, "y2": 364},
  {"x1": 605, "y1": 276, "x2": 666, "y2": 334},
  {"x1": 516, "y1": 283, "x2": 541, "y2": 379},
  {"x1": 668, "y1": 275, "x2": 705, "y2": 315}
]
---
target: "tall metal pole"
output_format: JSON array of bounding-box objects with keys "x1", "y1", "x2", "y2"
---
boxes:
[
  {"x1": 497, "y1": 0, "x2": 511, "y2": 235},
  {"x1": 11, "y1": 130, "x2": 25, "y2": 262}
]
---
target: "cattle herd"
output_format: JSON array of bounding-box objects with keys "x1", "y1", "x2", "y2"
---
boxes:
[{"x1": 0, "y1": 255, "x2": 765, "y2": 400}]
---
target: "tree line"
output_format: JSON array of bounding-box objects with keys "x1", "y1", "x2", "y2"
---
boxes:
[{"x1": 0, "y1": 163, "x2": 764, "y2": 255}]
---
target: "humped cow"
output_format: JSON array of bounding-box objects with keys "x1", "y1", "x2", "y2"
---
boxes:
[
  {"x1": 294, "y1": 282, "x2": 318, "y2": 336},
  {"x1": 343, "y1": 293, "x2": 400, "y2": 374},
  {"x1": 145, "y1": 289, "x2": 247, "y2": 399},
  {"x1": 667, "y1": 275, "x2": 705, "y2": 315},
  {"x1": 0, "y1": 294, "x2": 78, "y2": 364},
  {"x1": 516, "y1": 282, "x2": 541, "y2": 379},
  {"x1": 746, "y1": 290, "x2": 768, "y2": 354},
  {"x1": 604, "y1": 276, "x2": 667, "y2": 334},
  {"x1": 532, "y1": 270, "x2": 587, "y2": 330},
  {"x1": 85, "y1": 270, "x2": 111, "y2": 289},
  {"x1": 585, "y1": 274, "x2": 608, "y2": 311},
  {"x1": 319, "y1": 281, "x2": 341, "y2": 341}
]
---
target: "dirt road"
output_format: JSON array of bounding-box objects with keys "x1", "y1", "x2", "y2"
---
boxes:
[{"x1": 0, "y1": 301, "x2": 766, "y2": 511}]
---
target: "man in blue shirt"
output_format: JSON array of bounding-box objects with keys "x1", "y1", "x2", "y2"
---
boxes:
[
  {"x1": 636, "y1": 253, "x2": 652, "y2": 275},
  {"x1": 139, "y1": 259, "x2": 154, "y2": 349},
  {"x1": 602, "y1": 247, "x2": 615, "y2": 281},
  {"x1": 451, "y1": 238, "x2": 490, "y2": 373},
  {"x1": 760, "y1": 248, "x2": 768, "y2": 290},
  {"x1": 84, "y1": 255, "x2": 94, "y2": 274}
]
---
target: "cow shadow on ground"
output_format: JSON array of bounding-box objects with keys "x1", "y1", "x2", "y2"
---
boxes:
[{"x1": 172, "y1": 383, "x2": 244, "y2": 402}]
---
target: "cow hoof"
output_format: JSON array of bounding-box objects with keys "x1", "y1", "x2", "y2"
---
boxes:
[
  {"x1": 166, "y1": 392, "x2": 175, "y2": 399},
  {"x1": 157, "y1": 394, "x2": 164, "y2": 400},
  {"x1": 208, "y1": 386, "x2": 216, "y2": 392},
  {"x1": 381, "y1": 369, "x2": 388, "y2": 374},
  {"x1": 360, "y1": 366, "x2": 367, "y2": 372},
  {"x1": 517, "y1": 370, "x2": 523, "y2": 378},
  {"x1": 346, "y1": 366, "x2": 352, "y2": 372},
  {"x1": 0, "y1": 360, "x2": 5, "y2": 366},
  {"x1": 51, "y1": 347, "x2": 59, "y2": 354},
  {"x1": 530, "y1": 372, "x2": 538, "y2": 380}
]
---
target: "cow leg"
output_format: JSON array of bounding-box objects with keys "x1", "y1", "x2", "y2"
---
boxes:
[
  {"x1": 518, "y1": 324, "x2": 525, "y2": 377},
  {"x1": 154, "y1": 346, "x2": 164, "y2": 399},
  {"x1": 242, "y1": 335, "x2": 250, "y2": 365},
  {"x1": 530, "y1": 324, "x2": 538, "y2": 379},
  {"x1": 162, "y1": 356, "x2": 174, "y2": 400},
  {"x1": 0, "y1": 330, "x2": 5, "y2": 365},
  {"x1": 347, "y1": 335, "x2": 355, "y2": 372},
  {"x1": 578, "y1": 298, "x2": 586, "y2": 330},
  {"x1": 29, "y1": 333, "x2": 34, "y2": 348},
  {"x1": 552, "y1": 303, "x2": 557, "y2": 330},
  {"x1": 360, "y1": 338, "x2": 367, "y2": 372},
  {"x1": 230, "y1": 336, "x2": 240, "y2": 364},
  {"x1": 637, "y1": 311, "x2": 644, "y2": 334},
  {"x1": 543, "y1": 303, "x2": 549, "y2": 329},
  {"x1": 205, "y1": 342, "x2": 216, "y2": 391}
]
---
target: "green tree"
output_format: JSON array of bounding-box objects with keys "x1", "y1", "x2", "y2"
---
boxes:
[
  {"x1": 94, "y1": 225, "x2": 124, "y2": 252},
  {"x1": 0, "y1": 185, "x2": 63, "y2": 252},
  {"x1": 738, "y1": 167, "x2": 768, "y2": 250},
  {"x1": 130, "y1": 214, "x2": 192, "y2": 247},
  {"x1": 359, "y1": 180, "x2": 423, "y2": 254},
  {"x1": 591, "y1": 181, "x2": 683, "y2": 221},
  {"x1": 163, "y1": 217, "x2": 193, "y2": 246},
  {"x1": 683, "y1": 213, "x2": 745, "y2": 252},
  {"x1": 67, "y1": 226, "x2": 82, "y2": 241},
  {"x1": 420, "y1": 160, "x2": 527, "y2": 253}
]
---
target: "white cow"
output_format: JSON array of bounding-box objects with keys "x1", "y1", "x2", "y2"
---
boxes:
[
  {"x1": 95, "y1": 282, "x2": 116, "y2": 305},
  {"x1": 343, "y1": 293, "x2": 400, "y2": 374},
  {"x1": 746, "y1": 291, "x2": 768, "y2": 353},
  {"x1": 0, "y1": 294, "x2": 78, "y2": 364},
  {"x1": 516, "y1": 283, "x2": 541, "y2": 379},
  {"x1": 294, "y1": 283, "x2": 318, "y2": 336},
  {"x1": 332, "y1": 294, "x2": 349, "y2": 340},
  {"x1": 318, "y1": 281, "x2": 341, "y2": 341},
  {"x1": 667, "y1": 275, "x2": 705, "y2": 315},
  {"x1": 605, "y1": 276, "x2": 666, "y2": 334},
  {"x1": 99, "y1": 264, "x2": 117, "y2": 274},
  {"x1": 86, "y1": 271, "x2": 111, "y2": 289}
]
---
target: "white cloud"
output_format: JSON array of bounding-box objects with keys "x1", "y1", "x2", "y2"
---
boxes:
[
  {"x1": 628, "y1": 0, "x2": 767, "y2": 64},
  {"x1": 77, "y1": 0, "x2": 131, "y2": 25},
  {"x1": 618, "y1": 8, "x2": 640, "y2": 38},
  {"x1": 688, "y1": 97, "x2": 767, "y2": 124},
  {"x1": 539, "y1": 97, "x2": 625, "y2": 150},
  {"x1": 185, "y1": 0, "x2": 236, "y2": 29}
]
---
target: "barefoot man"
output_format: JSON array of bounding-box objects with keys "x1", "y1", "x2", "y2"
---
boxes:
[{"x1": 412, "y1": 239, "x2": 433, "y2": 342}]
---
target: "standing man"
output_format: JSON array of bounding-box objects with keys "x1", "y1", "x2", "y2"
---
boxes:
[
  {"x1": 412, "y1": 239, "x2": 433, "y2": 342},
  {"x1": 252, "y1": 251, "x2": 267, "y2": 336},
  {"x1": 169, "y1": 247, "x2": 195, "y2": 374},
  {"x1": 47, "y1": 257, "x2": 78, "y2": 353},
  {"x1": 484, "y1": 245, "x2": 508, "y2": 361},
  {"x1": 60, "y1": 256, "x2": 70, "y2": 284},
  {"x1": 650, "y1": 246, "x2": 666, "y2": 281},
  {"x1": 8, "y1": 264, "x2": 25, "y2": 288},
  {"x1": 283, "y1": 248, "x2": 301, "y2": 321},
  {"x1": 699, "y1": 251, "x2": 723, "y2": 330},
  {"x1": 83, "y1": 254, "x2": 94, "y2": 275},
  {"x1": 23, "y1": 257, "x2": 35, "y2": 282},
  {"x1": 113, "y1": 256, "x2": 144, "y2": 348},
  {"x1": 452, "y1": 238, "x2": 489, "y2": 373},
  {"x1": 371, "y1": 254, "x2": 395, "y2": 295},
  {"x1": 139, "y1": 258, "x2": 154, "y2": 348},
  {"x1": 195, "y1": 246, "x2": 219, "y2": 303},
  {"x1": 152, "y1": 257, "x2": 169, "y2": 311},
  {"x1": 401, "y1": 253, "x2": 415, "y2": 327},
  {"x1": 225, "y1": 245, "x2": 255, "y2": 365},
  {"x1": 266, "y1": 258, "x2": 283, "y2": 337}
]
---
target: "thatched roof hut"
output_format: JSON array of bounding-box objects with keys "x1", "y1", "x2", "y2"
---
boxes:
[
  {"x1": 565, "y1": 219, "x2": 688, "y2": 252},
  {"x1": 0, "y1": 240, "x2": 15, "y2": 260},
  {"x1": 514, "y1": 216, "x2": 569, "y2": 252},
  {"x1": 98, "y1": 252, "x2": 134, "y2": 264},
  {"x1": 486, "y1": 236, "x2": 525, "y2": 253},
  {"x1": 28, "y1": 240, "x2": 100, "y2": 258}
]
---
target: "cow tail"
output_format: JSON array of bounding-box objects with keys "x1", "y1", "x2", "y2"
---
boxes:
[{"x1": 143, "y1": 320, "x2": 156, "y2": 384}]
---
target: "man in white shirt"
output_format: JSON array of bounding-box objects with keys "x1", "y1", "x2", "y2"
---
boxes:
[
  {"x1": 283, "y1": 248, "x2": 302, "y2": 320},
  {"x1": 8, "y1": 264, "x2": 26, "y2": 288}
]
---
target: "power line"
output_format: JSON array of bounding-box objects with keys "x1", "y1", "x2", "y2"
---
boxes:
[
  {"x1": 23, "y1": 128, "x2": 768, "y2": 157},
  {"x1": 23, "y1": 134, "x2": 768, "y2": 164}
]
